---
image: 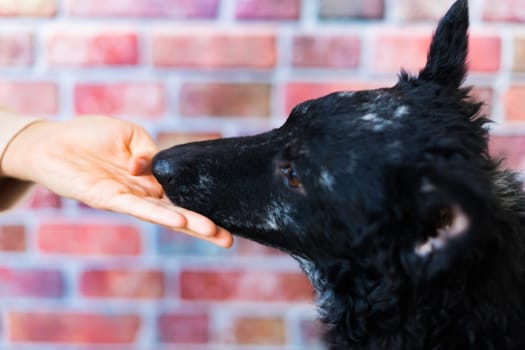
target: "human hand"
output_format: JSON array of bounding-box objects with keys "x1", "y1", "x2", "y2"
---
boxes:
[{"x1": 1, "y1": 116, "x2": 233, "y2": 248}]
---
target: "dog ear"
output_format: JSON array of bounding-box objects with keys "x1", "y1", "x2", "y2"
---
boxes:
[
  {"x1": 418, "y1": 0, "x2": 469, "y2": 88},
  {"x1": 396, "y1": 161, "x2": 491, "y2": 281}
]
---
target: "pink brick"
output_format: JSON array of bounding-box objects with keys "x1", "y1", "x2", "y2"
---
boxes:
[
  {"x1": 180, "y1": 83, "x2": 271, "y2": 117},
  {"x1": 299, "y1": 319, "x2": 325, "y2": 346},
  {"x1": 74, "y1": 83, "x2": 165, "y2": 117},
  {"x1": 158, "y1": 313, "x2": 210, "y2": 343},
  {"x1": 292, "y1": 35, "x2": 360, "y2": 68},
  {"x1": 490, "y1": 136, "x2": 525, "y2": 171},
  {"x1": 513, "y1": 36, "x2": 525, "y2": 72},
  {"x1": 285, "y1": 82, "x2": 385, "y2": 114},
  {"x1": 0, "y1": 226, "x2": 26, "y2": 252},
  {"x1": 25, "y1": 186, "x2": 62, "y2": 209},
  {"x1": 471, "y1": 87, "x2": 493, "y2": 118},
  {"x1": 235, "y1": 0, "x2": 300, "y2": 20},
  {"x1": 286, "y1": 84, "x2": 493, "y2": 118},
  {"x1": 180, "y1": 270, "x2": 313, "y2": 301},
  {"x1": 0, "y1": 32, "x2": 33, "y2": 66},
  {"x1": 371, "y1": 32, "x2": 501, "y2": 73},
  {"x1": 391, "y1": 0, "x2": 455, "y2": 21},
  {"x1": 0, "y1": 0, "x2": 57, "y2": 17},
  {"x1": 66, "y1": 0, "x2": 219, "y2": 18},
  {"x1": 504, "y1": 86, "x2": 525, "y2": 123},
  {"x1": 0, "y1": 268, "x2": 63, "y2": 297},
  {"x1": 156, "y1": 132, "x2": 222, "y2": 150},
  {"x1": 81, "y1": 269, "x2": 164, "y2": 298},
  {"x1": 234, "y1": 237, "x2": 284, "y2": 256},
  {"x1": 0, "y1": 81, "x2": 58, "y2": 116},
  {"x1": 8, "y1": 312, "x2": 140, "y2": 343},
  {"x1": 319, "y1": 0, "x2": 384, "y2": 19},
  {"x1": 371, "y1": 32, "x2": 431, "y2": 73},
  {"x1": 483, "y1": 0, "x2": 525, "y2": 22},
  {"x1": 38, "y1": 222, "x2": 141, "y2": 255},
  {"x1": 46, "y1": 31, "x2": 138, "y2": 67},
  {"x1": 152, "y1": 30, "x2": 276, "y2": 68},
  {"x1": 468, "y1": 36, "x2": 501, "y2": 72},
  {"x1": 231, "y1": 317, "x2": 286, "y2": 345}
]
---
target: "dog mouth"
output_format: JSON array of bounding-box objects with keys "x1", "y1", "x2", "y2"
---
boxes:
[{"x1": 415, "y1": 205, "x2": 470, "y2": 257}]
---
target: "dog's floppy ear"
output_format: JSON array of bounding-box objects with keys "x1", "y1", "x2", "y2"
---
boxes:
[
  {"x1": 395, "y1": 161, "x2": 492, "y2": 281},
  {"x1": 418, "y1": 0, "x2": 469, "y2": 88}
]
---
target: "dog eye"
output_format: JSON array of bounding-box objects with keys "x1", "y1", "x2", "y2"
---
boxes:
[{"x1": 279, "y1": 163, "x2": 303, "y2": 189}]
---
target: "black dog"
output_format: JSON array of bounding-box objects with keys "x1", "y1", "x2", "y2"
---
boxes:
[{"x1": 152, "y1": 1, "x2": 525, "y2": 348}]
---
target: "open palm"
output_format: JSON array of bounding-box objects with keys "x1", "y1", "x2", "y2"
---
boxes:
[{"x1": 3, "y1": 116, "x2": 232, "y2": 247}]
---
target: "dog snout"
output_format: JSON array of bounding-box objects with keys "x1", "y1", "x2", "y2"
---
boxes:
[{"x1": 152, "y1": 155, "x2": 175, "y2": 187}]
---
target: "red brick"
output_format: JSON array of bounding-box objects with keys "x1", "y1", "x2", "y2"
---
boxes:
[
  {"x1": 46, "y1": 31, "x2": 138, "y2": 67},
  {"x1": 490, "y1": 136, "x2": 525, "y2": 171},
  {"x1": 81, "y1": 269, "x2": 164, "y2": 298},
  {"x1": 8, "y1": 312, "x2": 140, "y2": 343},
  {"x1": 371, "y1": 32, "x2": 501, "y2": 73},
  {"x1": 471, "y1": 87, "x2": 493, "y2": 118},
  {"x1": 319, "y1": 0, "x2": 384, "y2": 19},
  {"x1": 513, "y1": 37, "x2": 525, "y2": 72},
  {"x1": 0, "y1": 225, "x2": 26, "y2": 252},
  {"x1": 235, "y1": 0, "x2": 300, "y2": 20},
  {"x1": 371, "y1": 31, "x2": 430, "y2": 73},
  {"x1": 231, "y1": 317, "x2": 286, "y2": 345},
  {"x1": 156, "y1": 132, "x2": 222, "y2": 150},
  {"x1": 234, "y1": 237, "x2": 284, "y2": 256},
  {"x1": 180, "y1": 270, "x2": 313, "y2": 301},
  {"x1": 285, "y1": 82, "x2": 385, "y2": 114},
  {"x1": 468, "y1": 35, "x2": 501, "y2": 72},
  {"x1": 66, "y1": 0, "x2": 219, "y2": 18},
  {"x1": 0, "y1": 0, "x2": 57, "y2": 17},
  {"x1": 299, "y1": 319, "x2": 325, "y2": 346},
  {"x1": 0, "y1": 81, "x2": 58, "y2": 116},
  {"x1": 286, "y1": 84, "x2": 493, "y2": 119},
  {"x1": 180, "y1": 83, "x2": 271, "y2": 117},
  {"x1": 503, "y1": 86, "x2": 525, "y2": 123},
  {"x1": 74, "y1": 83, "x2": 165, "y2": 117},
  {"x1": 0, "y1": 268, "x2": 63, "y2": 297},
  {"x1": 158, "y1": 313, "x2": 209, "y2": 343},
  {"x1": 292, "y1": 35, "x2": 360, "y2": 68},
  {"x1": 391, "y1": 0, "x2": 454, "y2": 21},
  {"x1": 151, "y1": 30, "x2": 276, "y2": 69},
  {"x1": 483, "y1": 0, "x2": 525, "y2": 22},
  {"x1": 38, "y1": 222, "x2": 141, "y2": 255},
  {"x1": 0, "y1": 32, "x2": 33, "y2": 66},
  {"x1": 25, "y1": 186, "x2": 62, "y2": 209}
]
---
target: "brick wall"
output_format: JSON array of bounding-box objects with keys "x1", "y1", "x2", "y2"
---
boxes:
[{"x1": 0, "y1": 0, "x2": 524, "y2": 349}]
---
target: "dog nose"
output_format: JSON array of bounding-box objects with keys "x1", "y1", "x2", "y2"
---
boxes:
[{"x1": 151, "y1": 156, "x2": 174, "y2": 187}]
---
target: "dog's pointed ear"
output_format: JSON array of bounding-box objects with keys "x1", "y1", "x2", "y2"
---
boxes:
[{"x1": 418, "y1": 0, "x2": 469, "y2": 88}]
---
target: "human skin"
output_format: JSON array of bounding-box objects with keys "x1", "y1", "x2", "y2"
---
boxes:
[{"x1": 0, "y1": 116, "x2": 233, "y2": 248}]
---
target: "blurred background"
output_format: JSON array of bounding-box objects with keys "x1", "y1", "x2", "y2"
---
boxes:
[{"x1": 0, "y1": 0, "x2": 524, "y2": 349}]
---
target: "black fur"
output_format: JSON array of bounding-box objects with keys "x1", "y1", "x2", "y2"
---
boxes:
[{"x1": 152, "y1": 1, "x2": 525, "y2": 348}]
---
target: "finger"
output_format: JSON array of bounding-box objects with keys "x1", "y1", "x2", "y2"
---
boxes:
[
  {"x1": 120, "y1": 174, "x2": 163, "y2": 198},
  {"x1": 171, "y1": 205, "x2": 222, "y2": 237},
  {"x1": 107, "y1": 194, "x2": 234, "y2": 247},
  {"x1": 175, "y1": 226, "x2": 234, "y2": 248},
  {"x1": 128, "y1": 155, "x2": 151, "y2": 176},
  {"x1": 129, "y1": 127, "x2": 158, "y2": 164},
  {"x1": 108, "y1": 194, "x2": 187, "y2": 228}
]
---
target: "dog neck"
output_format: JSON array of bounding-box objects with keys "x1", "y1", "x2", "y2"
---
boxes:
[{"x1": 295, "y1": 167, "x2": 525, "y2": 349}]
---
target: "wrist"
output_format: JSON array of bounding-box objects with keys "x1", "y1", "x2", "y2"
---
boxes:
[{"x1": 1, "y1": 120, "x2": 52, "y2": 181}]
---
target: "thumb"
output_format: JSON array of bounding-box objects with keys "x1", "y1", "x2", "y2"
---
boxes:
[{"x1": 128, "y1": 127, "x2": 159, "y2": 176}]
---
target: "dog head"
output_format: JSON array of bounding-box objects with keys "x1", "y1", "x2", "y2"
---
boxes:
[{"x1": 153, "y1": 0, "x2": 515, "y2": 286}]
